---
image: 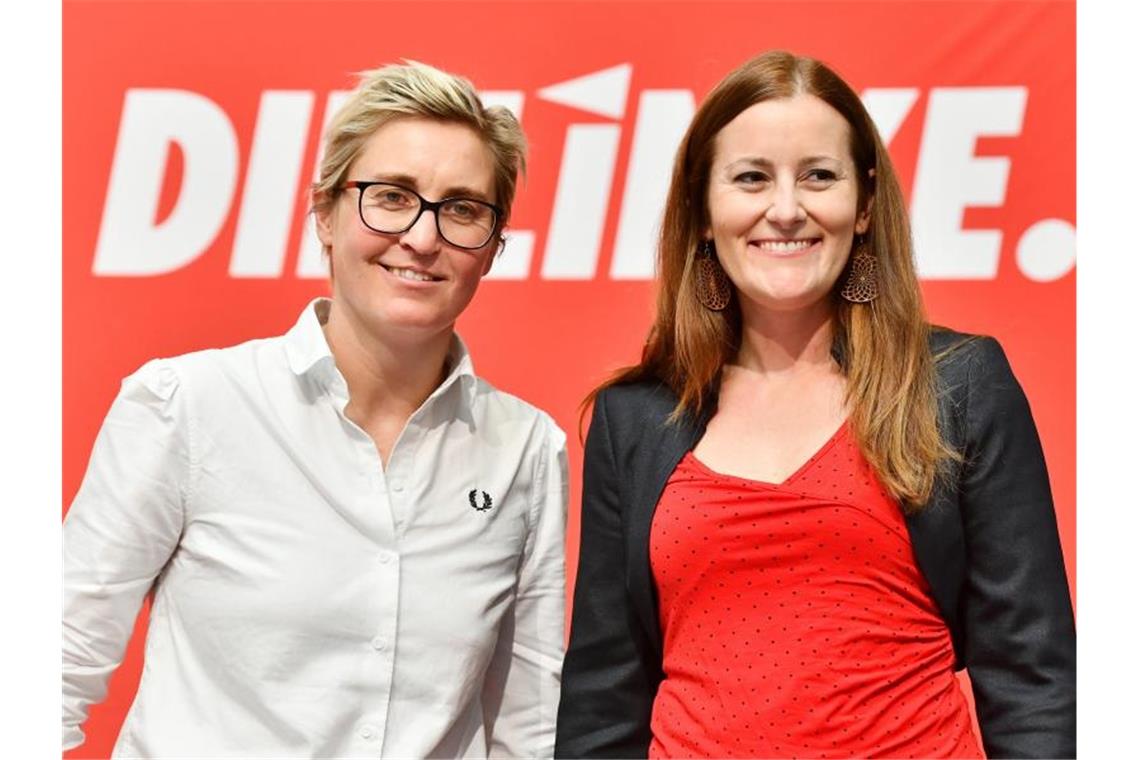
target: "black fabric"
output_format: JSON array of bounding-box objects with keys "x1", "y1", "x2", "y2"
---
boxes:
[{"x1": 555, "y1": 330, "x2": 1076, "y2": 759}]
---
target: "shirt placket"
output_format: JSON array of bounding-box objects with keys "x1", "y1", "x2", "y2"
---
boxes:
[{"x1": 325, "y1": 367, "x2": 403, "y2": 755}]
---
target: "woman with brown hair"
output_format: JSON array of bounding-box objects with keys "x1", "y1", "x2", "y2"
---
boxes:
[{"x1": 555, "y1": 51, "x2": 1074, "y2": 759}]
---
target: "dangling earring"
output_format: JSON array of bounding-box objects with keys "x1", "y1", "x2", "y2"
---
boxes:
[
  {"x1": 840, "y1": 235, "x2": 879, "y2": 303},
  {"x1": 695, "y1": 240, "x2": 732, "y2": 311}
]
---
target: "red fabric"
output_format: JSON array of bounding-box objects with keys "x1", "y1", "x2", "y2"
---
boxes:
[{"x1": 648, "y1": 423, "x2": 983, "y2": 758}]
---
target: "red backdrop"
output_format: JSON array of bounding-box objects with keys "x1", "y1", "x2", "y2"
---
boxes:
[{"x1": 64, "y1": 1, "x2": 1074, "y2": 756}]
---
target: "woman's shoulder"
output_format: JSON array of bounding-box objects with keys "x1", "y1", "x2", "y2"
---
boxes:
[
  {"x1": 928, "y1": 326, "x2": 1030, "y2": 434},
  {"x1": 594, "y1": 377, "x2": 682, "y2": 424},
  {"x1": 928, "y1": 326, "x2": 1014, "y2": 386},
  {"x1": 116, "y1": 333, "x2": 286, "y2": 409},
  {"x1": 588, "y1": 378, "x2": 704, "y2": 473}
]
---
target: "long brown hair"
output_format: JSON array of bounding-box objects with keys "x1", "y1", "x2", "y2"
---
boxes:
[{"x1": 591, "y1": 50, "x2": 956, "y2": 510}]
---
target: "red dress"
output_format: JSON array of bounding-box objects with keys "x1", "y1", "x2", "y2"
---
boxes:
[{"x1": 648, "y1": 422, "x2": 983, "y2": 758}]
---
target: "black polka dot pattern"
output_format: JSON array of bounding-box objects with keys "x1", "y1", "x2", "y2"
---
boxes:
[{"x1": 647, "y1": 423, "x2": 982, "y2": 759}]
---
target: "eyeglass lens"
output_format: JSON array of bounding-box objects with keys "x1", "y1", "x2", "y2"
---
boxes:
[{"x1": 358, "y1": 183, "x2": 497, "y2": 249}]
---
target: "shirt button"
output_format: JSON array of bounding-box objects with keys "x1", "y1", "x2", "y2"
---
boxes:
[
  {"x1": 378, "y1": 551, "x2": 393, "y2": 564},
  {"x1": 371, "y1": 636, "x2": 388, "y2": 651},
  {"x1": 391, "y1": 482, "x2": 404, "y2": 493},
  {"x1": 359, "y1": 725, "x2": 377, "y2": 740}
]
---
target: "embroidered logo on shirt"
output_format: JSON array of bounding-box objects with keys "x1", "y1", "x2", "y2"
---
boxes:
[{"x1": 468, "y1": 489, "x2": 494, "y2": 512}]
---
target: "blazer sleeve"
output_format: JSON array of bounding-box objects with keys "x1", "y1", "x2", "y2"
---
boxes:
[
  {"x1": 958, "y1": 337, "x2": 1076, "y2": 758},
  {"x1": 555, "y1": 390, "x2": 660, "y2": 758}
]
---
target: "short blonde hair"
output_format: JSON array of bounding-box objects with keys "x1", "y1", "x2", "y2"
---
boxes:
[{"x1": 313, "y1": 61, "x2": 527, "y2": 230}]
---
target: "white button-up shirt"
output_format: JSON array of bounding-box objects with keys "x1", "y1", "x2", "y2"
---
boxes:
[{"x1": 63, "y1": 299, "x2": 568, "y2": 758}]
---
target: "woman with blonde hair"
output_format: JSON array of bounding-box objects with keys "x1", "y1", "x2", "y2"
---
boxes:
[
  {"x1": 64, "y1": 61, "x2": 566, "y2": 758},
  {"x1": 556, "y1": 50, "x2": 1074, "y2": 758}
]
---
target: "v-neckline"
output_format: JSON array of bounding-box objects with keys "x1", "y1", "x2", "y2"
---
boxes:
[{"x1": 687, "y1": 418, "x2": 850, "y2": 489}]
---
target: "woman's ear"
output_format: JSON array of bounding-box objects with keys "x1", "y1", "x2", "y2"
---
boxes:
[
  {"x1": 856, "y1": 168, "x2": 875, "y2": 234},
  {"x1": 856, "y1": 201, "x2": 873, "y2": 235},
  {"x1": 313, "y1": 191, "x2": 335, "y2": 249},
  {"x1": 481, "y1": 241, "x2": 498, "y2": 276}
]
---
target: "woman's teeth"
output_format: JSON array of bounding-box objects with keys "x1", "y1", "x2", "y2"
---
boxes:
[
  {"x1": 758, "y1": 240, "x2": 816, "y2": 252},
  {"x1": 385, "y1": 266, "x2": 436, "y2": 282}
]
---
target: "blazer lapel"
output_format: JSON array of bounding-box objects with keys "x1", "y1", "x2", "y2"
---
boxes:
[{"x1": 625, "y1": 404, "x2": 708, "y2": 657}]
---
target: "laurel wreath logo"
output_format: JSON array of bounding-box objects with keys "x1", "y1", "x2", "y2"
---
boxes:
[{"x1": 468, "y1": 489, "x2": 493, "y2": 512}]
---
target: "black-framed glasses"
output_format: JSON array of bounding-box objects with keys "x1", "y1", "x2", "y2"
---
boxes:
[{"x1": 342, "y1": 181, "x2": 502, "y2": 250}]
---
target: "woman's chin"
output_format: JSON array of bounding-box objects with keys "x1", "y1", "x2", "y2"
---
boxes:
[{"x1": 737, "y1": 285, "x2": 835, "y2": 316}]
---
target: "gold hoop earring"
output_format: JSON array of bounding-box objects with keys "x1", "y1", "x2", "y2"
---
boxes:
[
  {"x1": 840, "y1": 236, "x2": 879, "y2": 303},
  {"x1": 695, "y1": 240, "x2": 732, "y2": 311}
]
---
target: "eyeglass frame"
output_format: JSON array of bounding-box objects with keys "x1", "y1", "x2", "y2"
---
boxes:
[{"x1": 340, "y1": 180, "x2": 504, "y2": 251}]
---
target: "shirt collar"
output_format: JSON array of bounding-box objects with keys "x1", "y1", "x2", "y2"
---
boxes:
[
  {"x1": 440, "y1": 331, "x2": 478, "y2": 410},
  {"x1": 283, "y1": 297, "x2": 478, "y2": 409},
  {"x1": 284, "y1": 298, "x2": 336, "y2": 377}
]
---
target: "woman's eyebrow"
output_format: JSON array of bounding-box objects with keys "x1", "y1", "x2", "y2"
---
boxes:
[{"x1": 440, "y1": 185, "x2": 493, "y2": 202}]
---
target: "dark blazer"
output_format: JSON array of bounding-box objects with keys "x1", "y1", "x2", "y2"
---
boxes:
[{"x1": 555, "y1": 330, "x2": 1076, "y2": 759}]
